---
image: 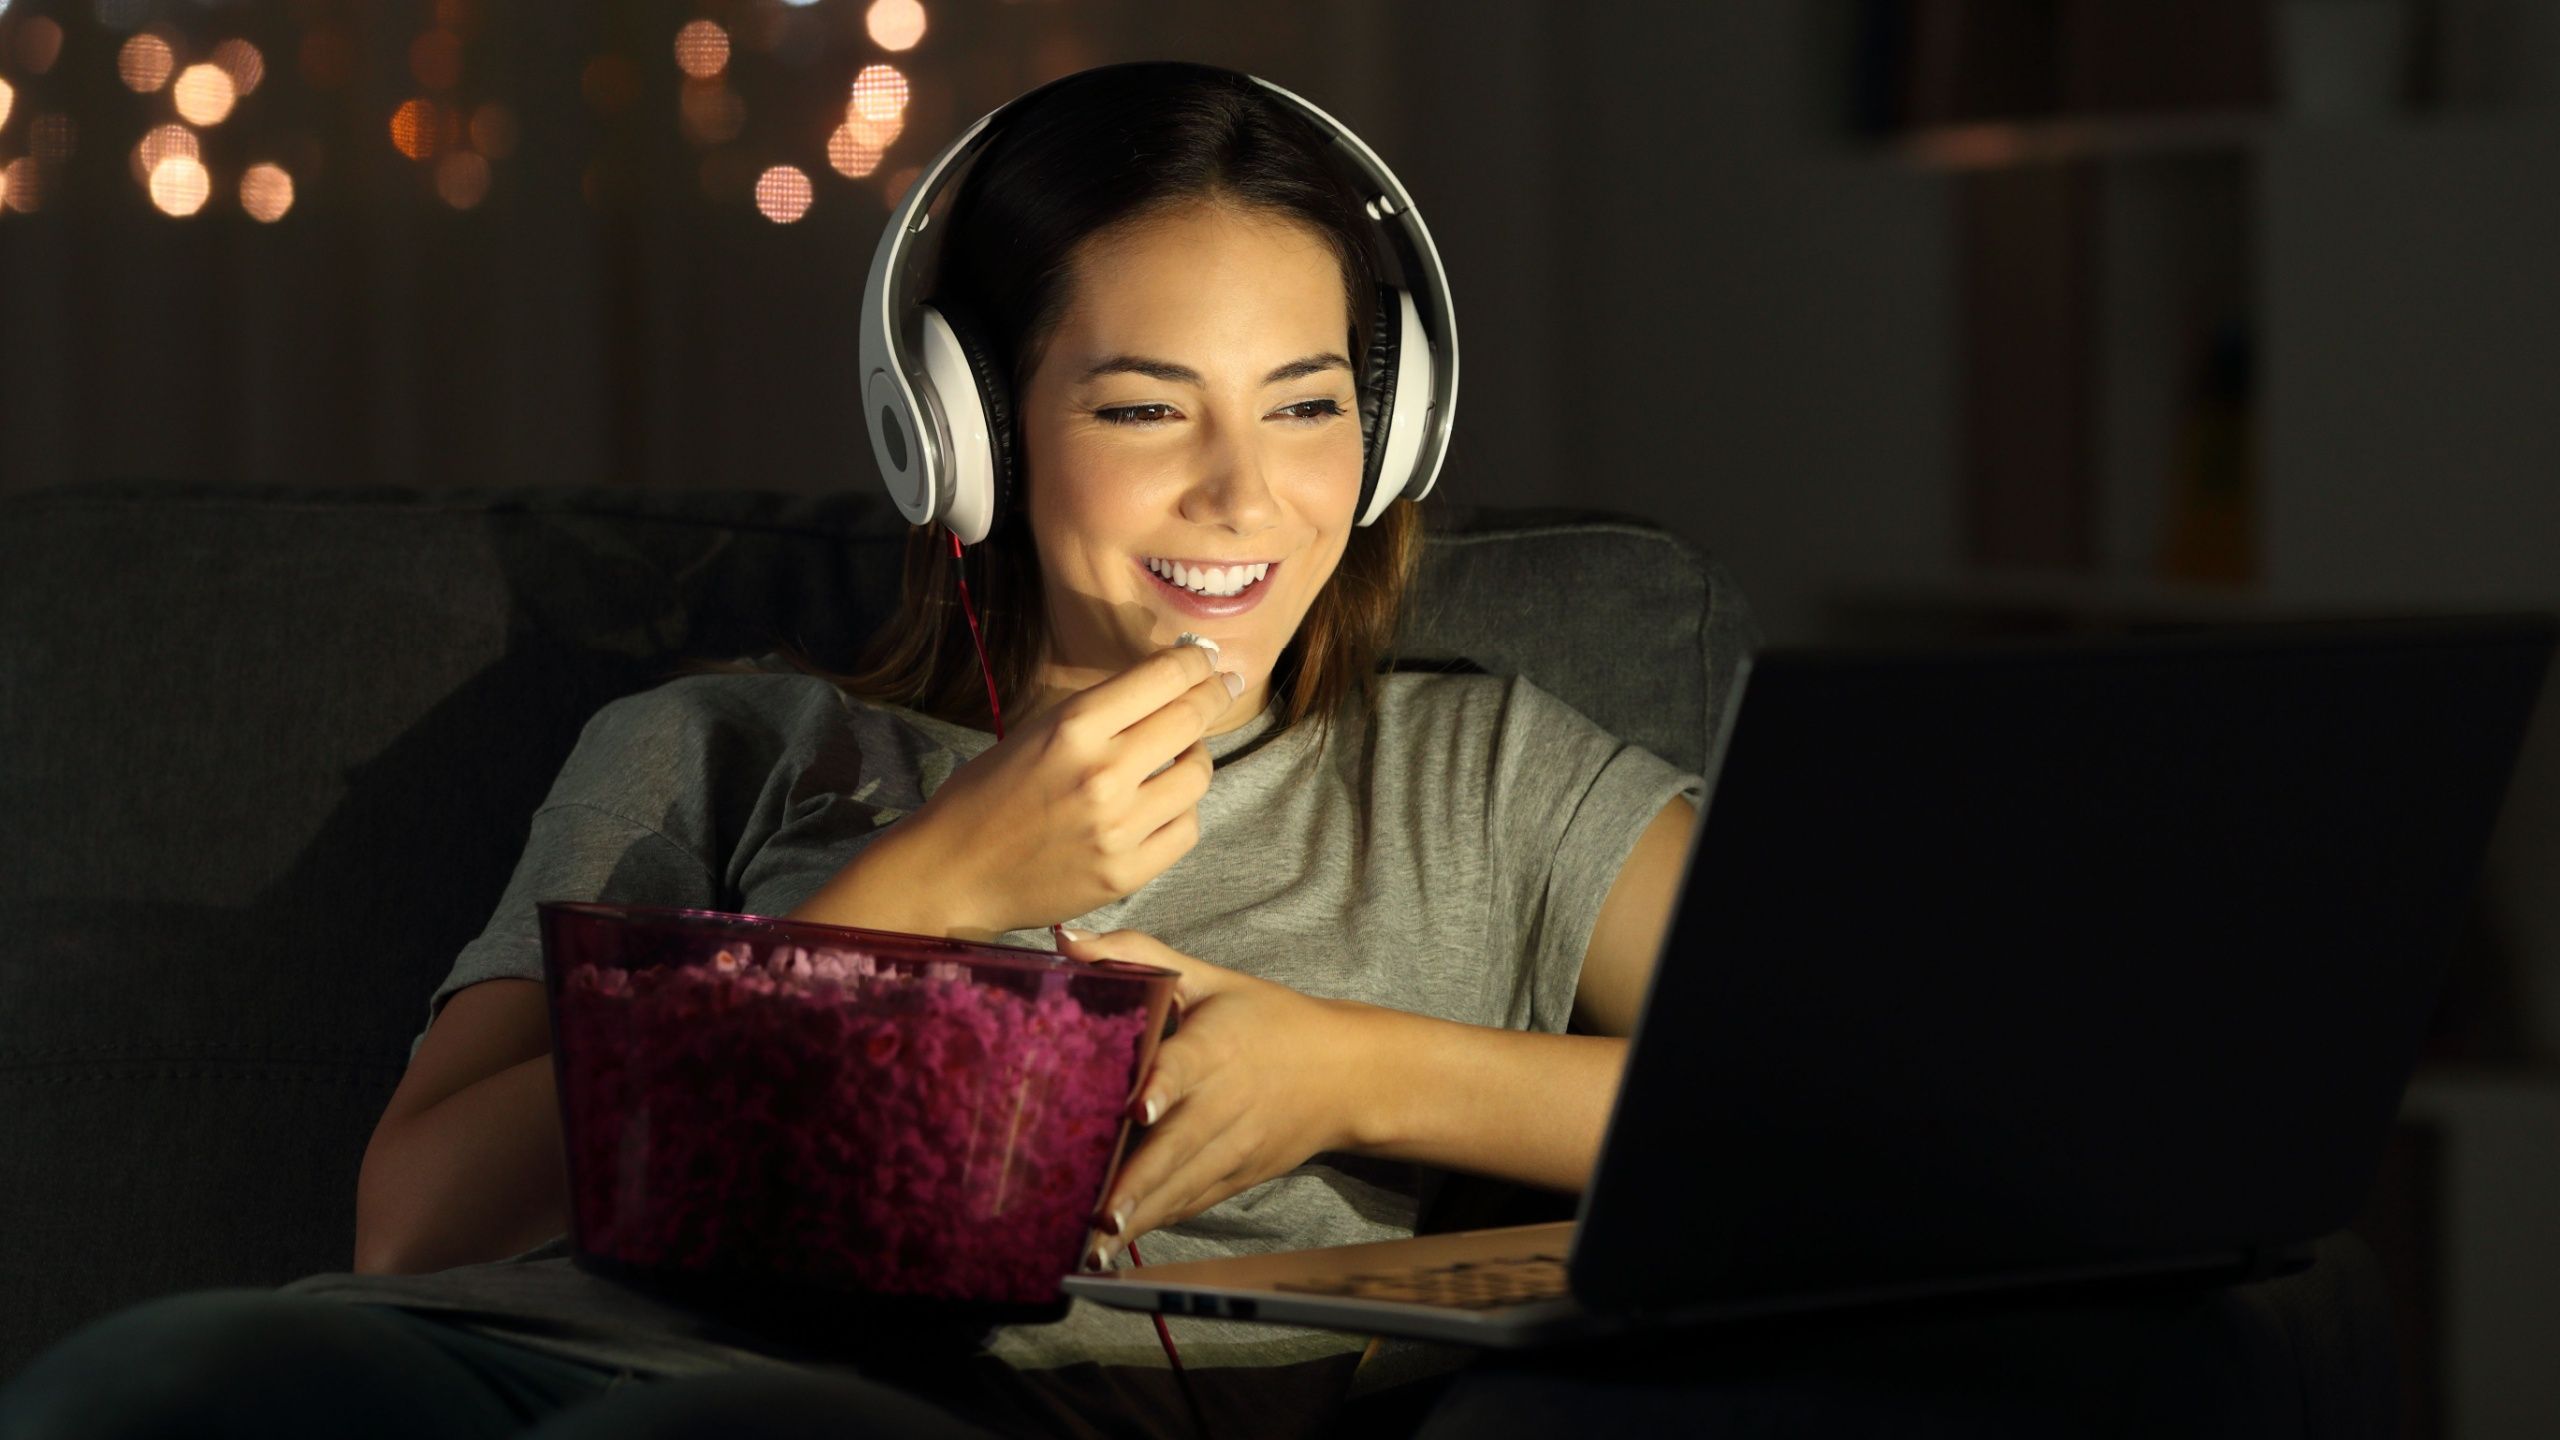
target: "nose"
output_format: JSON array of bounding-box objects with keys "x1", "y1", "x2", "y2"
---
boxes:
[{"x1": 1179, "y1": 426, "x2": 1282, "y2": 536}]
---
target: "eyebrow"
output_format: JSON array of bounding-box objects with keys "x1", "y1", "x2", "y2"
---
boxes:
[{"x1": 1077, "y1": 352, "x2": 1352, "y2": 388}]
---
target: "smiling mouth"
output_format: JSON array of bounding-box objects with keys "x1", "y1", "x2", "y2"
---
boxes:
[{"x1": 1140, "y1": 556, "x2": 1277, "y2": 598}]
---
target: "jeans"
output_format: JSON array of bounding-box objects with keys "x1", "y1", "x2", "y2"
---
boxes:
[
  {"x1": 0, "y1": 1290, "x2": 1008, "y2": 1440},
  {"x1": 0, "y1": 1240, "x2": 2397, "y2": 1440}
]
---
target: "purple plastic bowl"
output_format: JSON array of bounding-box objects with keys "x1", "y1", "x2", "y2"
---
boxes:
[{"x1": 537, "y1": 902, "x2": 1177, "y2": 1316}]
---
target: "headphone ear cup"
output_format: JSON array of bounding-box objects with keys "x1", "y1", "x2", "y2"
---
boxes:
[
  {"x1": 1353, "y1": 282, "x2": 1404, "y2": 527},
  {"x1": 935, "y1": 301, "x2": 1018, "y2": 540}
]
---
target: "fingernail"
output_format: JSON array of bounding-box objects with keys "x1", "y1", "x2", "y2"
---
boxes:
[
  {"x1": 1104, "y1": 1206, "x2": 1127, "y2": 1236},
  {"x1": 1140, "y1": 1094, "x2": 1162, "y2": 1126},
  {"x1": 1085, "y1": 1241, "x2": 1112, "y2": 1271},
  {"x1": 1219, "y1": 670, "x2": 1243, "y2": 698},
  {"x1": 1176, "y1": 632, "x2": 1221, "y2": 661},
  {"x1": 1058, "y1": 926, "x2": 1094, "y2": 943}
]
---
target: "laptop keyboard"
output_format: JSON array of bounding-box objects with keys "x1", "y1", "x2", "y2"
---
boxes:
[{"x1": 1272, "y1": 1252, "x2": 1570, "y2": 1311}]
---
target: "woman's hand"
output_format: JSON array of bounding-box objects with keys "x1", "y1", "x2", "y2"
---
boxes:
[
  {"x1": 897, "y1": 644, "x2": 1242, "y2": 938},
  {"x1": 1056, "y1": 928, "x2": 1373, "y2": 1262}
]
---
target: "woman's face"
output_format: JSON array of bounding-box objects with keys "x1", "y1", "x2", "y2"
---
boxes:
[{"x1": 1018, "y1": 200, "x2": 1364, "y2": 734}]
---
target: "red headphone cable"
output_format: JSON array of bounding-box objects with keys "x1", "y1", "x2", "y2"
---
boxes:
[{"x1": 945, "y1": 527, "x2": 1193, "y2": 1389}]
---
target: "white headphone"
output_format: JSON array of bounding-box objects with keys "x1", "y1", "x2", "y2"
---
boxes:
[{"x1": 856, "y1": 63, "x2": 1459, "y2": 546}]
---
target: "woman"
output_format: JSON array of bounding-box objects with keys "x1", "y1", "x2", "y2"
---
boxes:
[{"x1": 0, "y1": 62, "x2": 1707, "y2": 1440}]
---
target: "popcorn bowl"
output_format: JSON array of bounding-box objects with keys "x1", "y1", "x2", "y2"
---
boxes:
[{"x1": 538, "y1": 901, "x2": 1177, "y2": 1328}]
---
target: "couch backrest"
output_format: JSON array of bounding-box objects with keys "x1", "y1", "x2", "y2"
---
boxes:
[{"x1": 0, "y1": 482, "x2": 1755, "y2": 1380}]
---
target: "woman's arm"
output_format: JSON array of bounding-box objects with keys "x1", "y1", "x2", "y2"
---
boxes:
[
  {"x1": 1332, "y1": 794, "x2": 1696, "y2": 1191},
  {"x1": 1059, "y1": 801, "x2": 1696, "y2": 1249},
  {"x1": 1341, "y1": 1014, "x2": 1628, "y2": 1193},
  {"x1": 1568, "y1": 795, "x2": 1697, "y2": 1037}
]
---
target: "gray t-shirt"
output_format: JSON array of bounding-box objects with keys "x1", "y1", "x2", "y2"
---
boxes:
[{"x1": 282, "y1": 656, "x2": 1703, "y2": 1434}]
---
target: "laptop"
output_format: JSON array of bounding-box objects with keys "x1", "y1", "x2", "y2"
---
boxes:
[{"x1": 1065, "y1": 613, "x2": 2558, "y2": 1347}]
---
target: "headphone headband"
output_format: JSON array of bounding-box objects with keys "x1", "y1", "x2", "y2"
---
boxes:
[{"x1": 858, "y1": 64, "x2": 1460, "y2": 544}]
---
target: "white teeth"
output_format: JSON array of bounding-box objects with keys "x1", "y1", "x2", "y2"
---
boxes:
[{"x1": 1147, "y1": 558, "x2": 1267, "y2": 598}]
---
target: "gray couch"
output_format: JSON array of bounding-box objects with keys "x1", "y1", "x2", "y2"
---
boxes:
[{"x1": 0, "y1": 483, "x2": 2392, "y2": 1434}]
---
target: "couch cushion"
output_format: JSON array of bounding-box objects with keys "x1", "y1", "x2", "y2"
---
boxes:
[{"x1": 0, "y1": 482, "x2": 1753, "y2": 1380}]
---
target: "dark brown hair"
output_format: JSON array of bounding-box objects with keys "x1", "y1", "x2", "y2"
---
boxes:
[{"x1": 682, "y1": 62, "x2": 1424, "y2": 756}]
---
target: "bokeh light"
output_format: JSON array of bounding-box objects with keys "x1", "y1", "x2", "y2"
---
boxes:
[
  {"x1": 131, "y1": 122, "x2": 198, "y2": 185},
  {"x1": 0, "y1": 165, "x2": 8, "y2": 214},
  {"x1": 673, "y1": 20, "x2": 729, "y2": 79},
  {"x1": 678, "y1": 80, "x2": 745, "y2": 145},
  {"x1": 840, "y1": 110, "x2": 903, "y2": 148},
  {"x1": 2, "y1": 157, "x2": 38, "y2": 212},
  {"x1": 149, "y1": 155, "x2": 211, "y2": 217},
  {"x1": 118, "y1": 33, "x2": 175, "y2": 93},
  {"x1": 137, "y1": 122, "x2": 196, "y2": 159},
  {"x1": 172, "y1": 63, "x2": 238, "y2": 126},
  {"x1": 756, "y1": 164, "x2": 813, "y2": 223},
  {"x1": 411, "y1": 30, "x2": 464, "y2": 91},
  {"x1": 390, "y1": 98, "x2": 445, "y2": 160},
  {"x1": 20, "y1": 17, "x2": 64, "y2": 75},
  {"x1": 827, "y1": 123, "x2": 883, "y2": 179},
  {"x1": 851, "y1": 64, "x2": 909, "y2": 123},
  {"x1": 240, "y1": 162, "x2": 293, "y2": 221},
  {"x1": 30, "y1": 113, "x2": 74, "y2": 161},
  {"x1": 436, "y1": 150, "x2": 490, "y2": 209},
  {"x1": 469, "y1": 102, "x2": 517, "y2": 159},
  {"x1": 0, "y1": 78, "x2": 13, "y2": 131},
  {"x1": 866, "y1": 0, "x2": 927, "y2": 52},
  {"x1": 213, "y1": 39, "x2": 266, "y2": 96}
]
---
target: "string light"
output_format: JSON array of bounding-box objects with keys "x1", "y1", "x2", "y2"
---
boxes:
[
  {"x1": 674, "y1": 20, "x2": 729, "y2": 79},
  {"x1": 131, "y1": 122, "x2": 198, "y2": 186},
  {"x1": 118, "y1": 33, "x2": 175, "y2": 93},
  {"x1": 9, "y1": 5, "x2": 986, "y2": 228},
  {"x1": 149, "y1": 155, "x2": 211, "y2": 217},
  {"x1": 239, "y1": 162, "x2": 293, "y2": 221},
  {"x1": 172, "y1": 64, "x2": 238, "y2": 126},
  {"x1": 851, "y1": 64, "x2": 909, "y2": 123},
  {"x1": 756, "y1": 164, "x2": 812, "y2": 223},
  {"x1": 841, "y1": 110, "x2": 902, "y2": 148},
  {"x1": 20, "y1": 17, "x2": 63, "y2": 75},
  {"x1": 30, "y1": 113, "x2": 73, "y2": 161},
  {"x1": 828, "y1": 123, "x2": 883, "y2": 179},
  {"x1": 390, "y1": 98, "x2": 445, "y2": 160},
  {"x1": 679, "y1": 80, "x2": 745, "y2": 145},
  {"x1": 212, "y1": 39, "x2": 266, "y2": 97},
  {"x1": 436, "y1": 150, "x2": 489, "y2": 209},
  {"x1": 866, "y1": 0, "x2": 928, "y2": 52}
]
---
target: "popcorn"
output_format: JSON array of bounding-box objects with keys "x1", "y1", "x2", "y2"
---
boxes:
[{"x1": 554, "y1": 941, "x2": 1152, "y2": 1306}]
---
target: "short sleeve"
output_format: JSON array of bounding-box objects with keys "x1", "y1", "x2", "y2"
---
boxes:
[
  {"x1": 1485, "y1": 677, "x2": 1705, "y2": 1034},
  {"x1": 406, "y1": 688, "x2": 731, "y2": 1066}
]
